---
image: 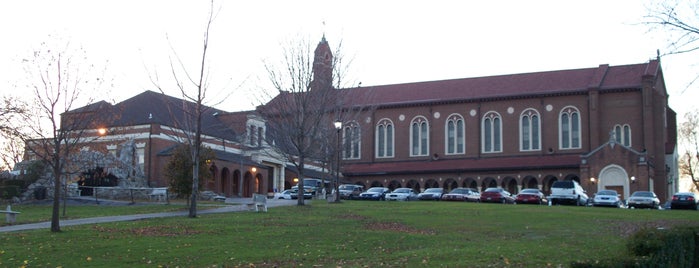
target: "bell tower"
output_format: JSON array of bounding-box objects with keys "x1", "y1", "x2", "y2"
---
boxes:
[{"x1": 312, "y1": 35, "x2": 333, "y2": 91}]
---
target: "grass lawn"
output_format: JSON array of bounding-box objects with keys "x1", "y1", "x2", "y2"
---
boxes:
[{"x1": 1, "y1": 200, "x2": 698, "y2": 267}]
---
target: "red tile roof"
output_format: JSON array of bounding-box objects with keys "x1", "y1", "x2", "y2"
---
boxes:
[{"x1": 340, "y1": 60, "x2": 659, "y2": 107}]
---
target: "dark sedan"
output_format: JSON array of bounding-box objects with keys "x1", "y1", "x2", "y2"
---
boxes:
[
  {"x1": 515, "y1": 188, "x2": 547, "y2": 205},
  {"x1": 671, "y1": 192, "x2": 699, "y2": 210},
  {"x1": 480, "y1": 188, "x2": 515, "y2": 204},
  {"x1": 359, "y1": 187, "x2": 390, "y2": 201}
]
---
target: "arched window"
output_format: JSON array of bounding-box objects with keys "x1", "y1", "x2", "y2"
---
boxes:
[
  {"x1": 410, "y1": 116, "x2": 429, "y2": 156},
  {"x1": 343, "y1": 122, "x2": 360, "y2": 159},
  {"x1": 520, "y1": 109, "x2": 541, "y2": 151},
  {"x1": 614, "y1": 124, "x2": 632, "y2": 147},
  {"x1": 445, "y1": 114, "x2": 465, "y2": 154},
  {"x1": 559, "y1": 106, "x2": 581, "y2": 149},
  {"x1": 376, "y1": 119, "x2": 394, "y2": 158},
  {"x1": 482, "y1": 112, "x2": 502, "y2": 153}
]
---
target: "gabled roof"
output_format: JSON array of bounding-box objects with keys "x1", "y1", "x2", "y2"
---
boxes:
[
  {"x1": 79, "y1": 90, "x2": 240, "y2": 140},
  {"x1": 338, "y1": 60, "x2": 660, "y2": 108}
]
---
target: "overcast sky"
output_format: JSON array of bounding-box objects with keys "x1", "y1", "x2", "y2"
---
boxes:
[{"x1": 1, "y1": 0, "x2": 697, "y2": 117}]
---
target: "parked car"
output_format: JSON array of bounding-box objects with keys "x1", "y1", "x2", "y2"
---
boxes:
[
  {"x1": 627, "y1": 191, "x2": 660, "y2": 209},
  {"x1": 385, "y1": 188, "x2": 419, "y2": 201},
  {"x1": 338, "y1": 184, "x2": 364, "y2": 200},
  {"x1": 549, "y1": 180, "x2": 588, "y2": 206},
  {"x1": 359, "y1": 187, "x2": 390, "y2": 201},
  {"x1": 290, "y1": 186, "x2": 313, "y2": 199},
  {"x1": 670, "y1": 192, "x2": 699, "y2": 210},
  {"x1": 591, "y1": 190, "x2": 623, "y2": 208},
  {"x1": 274, "y1": 189, "x2": 293, "y2": 200},
  {"x1": 480, "y1": 187, "x2": 515, "y2": 204},
  {"x1": 441, "y1": 188, "x2": 480, "y2": 202},
  {"x1": 418, "y1": 188, "x2": 444, "y2": 201},
  {"x1": 515, "y1": 188, "x2": 547, "y2": 205}
]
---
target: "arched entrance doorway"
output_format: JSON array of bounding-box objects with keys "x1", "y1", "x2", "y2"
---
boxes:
[{"x1": 598, "y1": 164, "x2": 630, "y2": 200}]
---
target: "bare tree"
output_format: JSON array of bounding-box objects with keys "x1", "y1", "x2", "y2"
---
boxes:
[
  {"x1": 149, "y1": 0, "x2": 224, "y2": 217},
  {"x1": 18, "y1": 38, "x2": 109, "y2": 232},
  {"x1": 645, "y1": 0, "x2": 699, "y2": 90},
  {"x1": 0, "y1": 96, "x2": 28, "y2": 170},
  {"x1": 258, "y1": 36, "x2": 371, "y2": 205},
  {"x1": 678, "y1": 109, "x2": 699, "y2": 191}
]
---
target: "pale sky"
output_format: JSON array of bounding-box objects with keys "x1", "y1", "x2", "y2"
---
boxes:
[
  {"x1": 2, "y1": 1, "x2": 699, "y2": 188},
  {"x1": 1, "y1": 0, "x2": 697, "y2": 117}
]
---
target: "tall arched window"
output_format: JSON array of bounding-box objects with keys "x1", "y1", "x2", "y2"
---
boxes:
[
  {"x1": 343, "y1": 122, "x2": 360, "y2": 159},
  {"x1": 410, "y1": 116, "x2": 429, "y2": 156},
  {"x1": 559, "y1": 106, "x2": 581, "y2": 149},
  {"x1": 445, "y1": 114, "x2": 465, "y2": 154},
  {"x1": 482, "y1": 112, "x2": 502, "y2": 153},
  {"x1": 520, "y1": 109, "x2": 541, "y2": 151},
  {"x1": 376, "y1": 119, "x2": 394, "y2": 158},
  {"x1": 614, "y1": 124, "x2": 632, "y2": 147}
]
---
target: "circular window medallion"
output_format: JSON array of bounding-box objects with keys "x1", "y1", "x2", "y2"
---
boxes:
[
  {"x1": 546, "y1": 104, "x2": 553, "y2": 112},
  {"x1": 399, "y1": 114, "x2": 405, "y2": 121},
  {"x1": 433, "y1": 112, "x2": 440, "y2": 119},
  {"x1": 507, "y1": 107, "x2": 514, "y2": 114},
  {"x1": 365, "y1": 117, "x2": 371, "y2": 123},
  {"x1": 469, "y1": 109, "x2": 477, "y2": 117}
]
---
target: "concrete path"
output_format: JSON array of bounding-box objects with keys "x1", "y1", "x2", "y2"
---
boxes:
[{"x1": 0, "y1": 197, "x2": 298, "y2": 233}]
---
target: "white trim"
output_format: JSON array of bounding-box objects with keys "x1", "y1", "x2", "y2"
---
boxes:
[{"x1": 598, "y1": 164, "x2": 630, "y2": 199}]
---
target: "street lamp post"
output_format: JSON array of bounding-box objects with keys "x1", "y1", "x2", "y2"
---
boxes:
[{"x1": 334, "y1": 121, "x2": 342, "y2": 203}]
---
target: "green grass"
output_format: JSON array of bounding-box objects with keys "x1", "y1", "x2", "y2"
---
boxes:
[{"x1": 1, "y1": 201, "x2": 698, "y2": 267}]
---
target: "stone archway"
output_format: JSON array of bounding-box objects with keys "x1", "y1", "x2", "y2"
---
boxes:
[
  {"x1": 370, "y1": 181, "x2": 383, "y2": 187},
  {"x1": 208, "y1": 164, "x2": 218, "y2": 191},
  {"x1": 463, "y1": 178, "x2": 477, "y2": 189},
  {"x1": 243, "y1": 171, "x2": 253, "y2": 197},
  {"x1": 502, "y1": 176, "x2": 518, "y2": 194},
  {"x1": 233, "y1": 170, "x2": 241, "y2": 196},
  {"x1": 522, "y1": 176, "x2": 538, "y2": 189},
  {"x1": 598, "y1": 164, "x2": 630, "y2": 200},
  {"x1": 388, "y1": 180, "x2": 402, "y2": 191},
  {"x1": 542, "y1": 175, "x2": 558, "y2": 195},
  {"x1": 406, "y1": 180, "x2": 420, "y2": 192},
  {"x1": 481, "y1": 177, "x2": 497, "y2": 192},
  {"x1": 221, "y1": 168, "x2": 231, "y2": 196},
  {"x1": 424, "y1": 179, "x2": 439, "y2": 189},
  {"x1": 255, "y1": 173, "x2": 264, "y2": 194},
  {"x1": 444, "y1": 178, "x2": 458, "y2": 191}
]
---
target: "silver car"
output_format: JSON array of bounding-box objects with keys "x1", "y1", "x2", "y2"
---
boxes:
[
  {"x1": 627, "y1": 191, "x2": 660, "y2": 209},
  {"x1": 591, "y1": 190, "x2": 623, "y2": 208}
]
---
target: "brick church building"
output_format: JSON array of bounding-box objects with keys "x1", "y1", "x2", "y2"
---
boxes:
[{"x1": 52, "y1": 37, "x2": 678, "y2": 202}]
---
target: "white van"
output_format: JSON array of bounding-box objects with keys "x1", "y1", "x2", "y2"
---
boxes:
[{"x1": 549, "y1": 180, "x2": 588, "y2": 206}]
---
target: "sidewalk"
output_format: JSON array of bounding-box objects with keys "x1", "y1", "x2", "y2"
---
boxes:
[{"x1": 0, "y1": 197, "x2": 297, "y2": 233}]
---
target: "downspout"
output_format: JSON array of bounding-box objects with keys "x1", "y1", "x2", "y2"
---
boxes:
[{"x1": 147, "y1": 123, "x2": 153, "y2": 187}]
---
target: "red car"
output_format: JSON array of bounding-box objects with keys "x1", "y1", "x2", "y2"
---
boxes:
[
  {"x1": 515, "y1": 188, "x2": 548, "y2": 205},
  {"x1": 480, "y1": 188, "x2": 515, "y2": 204}
]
